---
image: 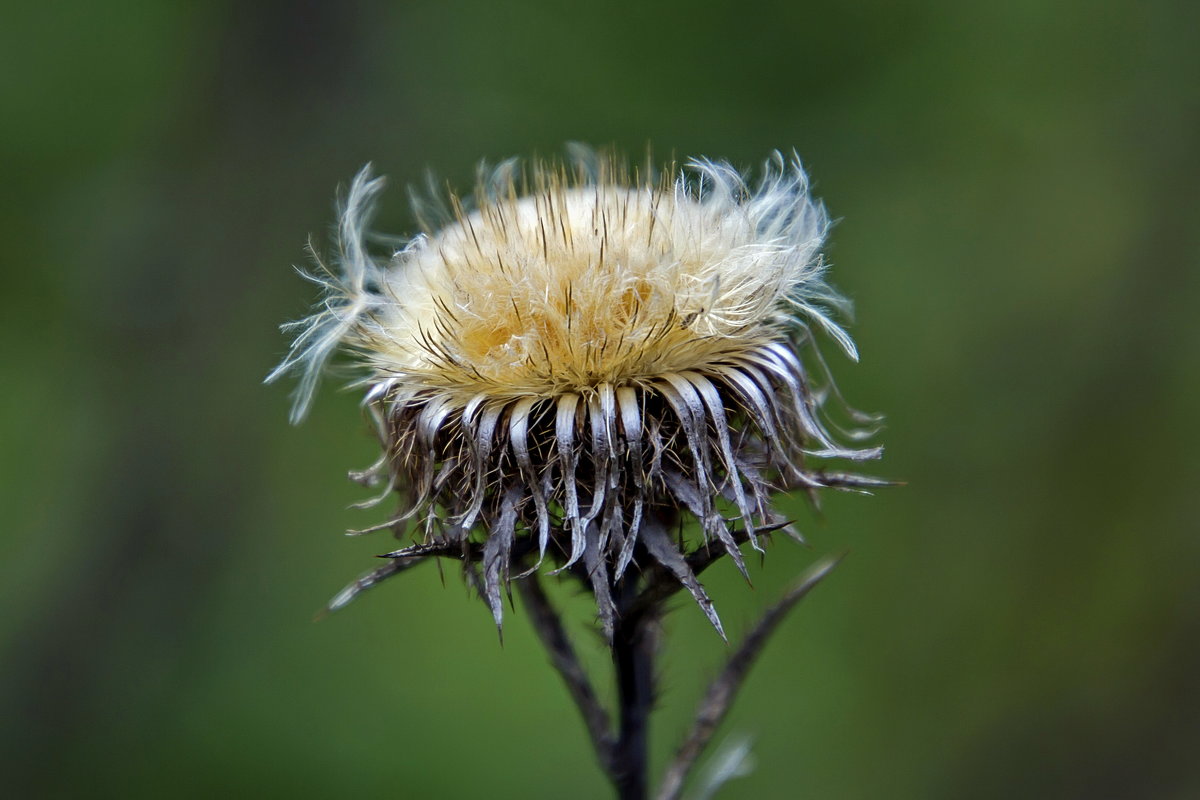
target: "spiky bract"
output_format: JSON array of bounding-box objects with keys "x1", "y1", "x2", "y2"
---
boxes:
[{"x1": 269, "y1": 151, "x2": 881, "y2": 635}]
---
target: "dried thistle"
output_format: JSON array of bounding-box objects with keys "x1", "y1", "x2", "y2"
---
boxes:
[{"x1": 269, "y1": 149, "x2": 884, "y2": 799}]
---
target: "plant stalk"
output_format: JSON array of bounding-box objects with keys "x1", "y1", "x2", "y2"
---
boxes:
[{"x1": 612, "y1": 574, "x2": 657, "y2": 800}]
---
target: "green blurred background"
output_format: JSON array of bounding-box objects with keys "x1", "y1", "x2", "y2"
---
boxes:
[{"x1": 3, "y1": 1, "x2": 1198, "y2": 797}]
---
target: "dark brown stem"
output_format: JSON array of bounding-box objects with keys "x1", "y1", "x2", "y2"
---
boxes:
[{"x1": 612, "y1": 573, "x2": 658, "y2": 800}]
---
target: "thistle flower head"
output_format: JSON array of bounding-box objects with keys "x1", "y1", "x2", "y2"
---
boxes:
[{"x1": 270, "y1": 150, "x2": 882, "y2": 636}]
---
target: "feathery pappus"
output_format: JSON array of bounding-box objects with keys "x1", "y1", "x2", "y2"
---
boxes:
[{"x1": 268, "y1": 149, "x2": 884, "y2": 637}]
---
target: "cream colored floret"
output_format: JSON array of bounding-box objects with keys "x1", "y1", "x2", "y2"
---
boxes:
[
  {"x1": 360, "y1": 181, "x2": 813, "y2": 399},
  {"x1": 269, "y1": 155, "x2": 846, "y2": 422}
]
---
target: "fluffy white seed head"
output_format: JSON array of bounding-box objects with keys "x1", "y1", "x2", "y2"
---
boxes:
[
  {"x1": 270, "y1": 151, "x2": 881, "y2": 634},
  {"x1": 271, "y1": 152, "x2": 854, "y2": 417},
  {"x1": 367, "y1": 158, "x2": 838, "y2": 400}
]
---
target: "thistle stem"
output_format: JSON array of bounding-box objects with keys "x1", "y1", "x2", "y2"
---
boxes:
[{"x1": 612, "y1": 575, "x2": 658, "y2": 800}]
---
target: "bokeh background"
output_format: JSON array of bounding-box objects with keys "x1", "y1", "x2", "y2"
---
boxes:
[{"x1": 3, "y1": 1, "x2": 1198, "y2": 797}]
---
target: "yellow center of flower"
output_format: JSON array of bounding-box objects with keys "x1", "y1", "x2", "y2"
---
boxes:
[{"x1": 362, "y1": 182, "x2": 798, "y2": 399}]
